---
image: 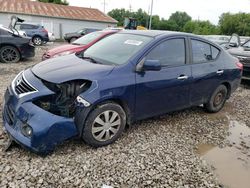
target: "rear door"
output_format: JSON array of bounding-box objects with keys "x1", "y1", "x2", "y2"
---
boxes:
[
  {"x1": 189, "y1": 38, "x2": 224, "y2": 105},
  {"x1": 135, "y1": 37, "x2": 192, "y2": 120}
]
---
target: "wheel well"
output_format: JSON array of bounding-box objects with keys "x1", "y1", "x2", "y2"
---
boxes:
[
  {"x1": 93, "y1": 99, "x2": 132, "y2": 126},
  {"x1": 221, "y1": 82, "x2": 231, "y2": 99},
  {"x1": 32, "y1": 35, "x2": 42, "y2": 40}
]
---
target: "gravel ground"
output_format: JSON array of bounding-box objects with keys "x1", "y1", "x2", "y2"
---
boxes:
[{"x1": 0, "y1": 43, "x2": 249, "y2": 187}]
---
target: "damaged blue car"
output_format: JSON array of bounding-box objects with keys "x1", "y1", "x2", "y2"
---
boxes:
[{"x1": 2, "y1": 30, "x2": 242, "y2": 154}]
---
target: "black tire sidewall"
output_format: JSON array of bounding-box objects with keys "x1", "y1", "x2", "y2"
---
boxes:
[
  {"x1": 205, "y1": 85, "x2": 228, "y2": 113},
  {"x1": 0, "y1": 46, "x2": 20, "y2": 63},
  {"x1": 82, "y1": 103, "x2": 126, "y2": 147}
]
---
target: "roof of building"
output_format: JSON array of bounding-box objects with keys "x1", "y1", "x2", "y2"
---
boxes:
[{"x1": 0, "y1": 0, "x2": 117, "y2": 23}]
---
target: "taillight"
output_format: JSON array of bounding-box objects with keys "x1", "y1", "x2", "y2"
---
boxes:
[
  {"x1": 42, "y1": 28, "x2": 48, "y2": 33},
  {"x1": 236, "y1": 61, "x2": 243, "y2": 71}
]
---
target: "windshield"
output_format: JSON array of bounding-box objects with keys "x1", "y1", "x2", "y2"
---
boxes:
[
  {"x1": 73, "y1": 32, "x2": 104, "y2": 45},
  {"x1": 77, "y1": 29, "x2": 84, "y2": 34},
  {"x1": 83, "y1": 33, "x2": 152, "y2": 65}
]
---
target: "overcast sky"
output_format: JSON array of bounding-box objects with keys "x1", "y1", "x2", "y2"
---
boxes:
[{"x1": 68, "y1": 0, "x2": 250, "y2": 25}]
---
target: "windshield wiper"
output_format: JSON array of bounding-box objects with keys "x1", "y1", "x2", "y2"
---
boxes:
[{"x1": 82, "y1": 56, "x2": 101, "y2": 64}]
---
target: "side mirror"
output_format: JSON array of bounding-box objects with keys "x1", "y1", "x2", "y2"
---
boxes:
[{"x1": 136, "y1": 59, "x2": 161, "y2": 72}]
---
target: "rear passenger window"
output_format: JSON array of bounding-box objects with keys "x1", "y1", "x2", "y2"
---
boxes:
[
  {"x1": 191, "y1": 39, "x2": 220, "y2": 64},
  {"x1": 146, "y1": 38, "x2": 186, "y2": 66},
  {"x1": 21, "y1": 24, "x2": 38, "y2": 29}
]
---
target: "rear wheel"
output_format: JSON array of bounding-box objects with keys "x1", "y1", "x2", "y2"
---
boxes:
[
  {"x1": 204, "y1": 85, "x2": 228, "y2": 113},
  {"x1": 82, "y1": 102, "x2": 126, "y2": 147},
  {"x1": 0, "y1": 46, "x2": 20, "y2": 63},
  {"x1": 33, "y1": 36, "x2": 43, "y2": 46}
]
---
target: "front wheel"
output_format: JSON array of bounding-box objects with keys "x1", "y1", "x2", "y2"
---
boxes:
[
  {"x1": 204, "y1": 85, "x2": 228, "y2": 113},
  {"x1": 82, "y1": 102, "x2": 126, "y2": 147}
]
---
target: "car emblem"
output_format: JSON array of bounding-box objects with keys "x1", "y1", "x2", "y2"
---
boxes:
[{"x1": 16, "y1": 78, "x2": 22, "y2": 86}]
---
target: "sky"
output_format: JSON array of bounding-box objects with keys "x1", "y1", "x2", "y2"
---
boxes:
[{"x1": 68, "y1": 0, "x2": 250, "y2": 25}]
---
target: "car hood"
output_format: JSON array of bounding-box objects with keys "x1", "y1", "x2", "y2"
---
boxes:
[
  {"x1": 47, "y1": 44, "x2": 86, "y2": 55},
  {"x1": 227, "y1": 47, "x2": 250, "y2": 57},
  {"x1": 32, "y1": 54, "x2": 115, "y2": 84}
]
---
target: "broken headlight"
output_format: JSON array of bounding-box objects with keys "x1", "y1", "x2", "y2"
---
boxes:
[{"x1": 33, "y1": 79, "x2": 91, "y2": 117}]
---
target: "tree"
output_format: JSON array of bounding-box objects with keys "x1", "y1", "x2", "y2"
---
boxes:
[
  {"x1": 38, "y1": 0, "x2": 69, "y2": 5},
  {"x1": 219, "y1": 13, "x2": 250, "y2": 36},
  {"x1": 168, "y1": 11, "x2": 192, "y2": 31},
  {"x1": 183, "y1": 20, "x2": 219, "y2": 35},
  {"x1": 107, "y1": 8, "x2": 132, "y2": 26}
]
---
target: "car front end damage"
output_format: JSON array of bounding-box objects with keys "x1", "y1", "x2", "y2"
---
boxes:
[{"x1": 2, "y1": 69, "x2": 92, "y2": 154}]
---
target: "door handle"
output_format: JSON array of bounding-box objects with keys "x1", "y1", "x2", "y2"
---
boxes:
[
  {"x1": 216, "y1": 70, "x2": 224, "y2": 74},
  {"x1": 177, "y1": 75, "x2": 188, "y2": 80}
]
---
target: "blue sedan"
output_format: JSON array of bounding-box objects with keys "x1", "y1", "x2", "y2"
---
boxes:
[{"x1": 3, "y1": 30, "x2": 242, "y2": 154}]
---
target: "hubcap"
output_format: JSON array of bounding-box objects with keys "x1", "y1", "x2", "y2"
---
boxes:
[
  {"x1": 1, "y1": 48, "x2": 18, "y2": 62},
  {"x1": 92, "y1": 110, "x2": 121, "y2": 142},
  {"x1": 34, "y1": 37, "x2": 42, "y2": 45},
  {"x1": 214, "y1": 92, "x2": 224, "y2": 106}
]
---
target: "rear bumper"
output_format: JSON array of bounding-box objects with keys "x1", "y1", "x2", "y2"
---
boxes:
[{"x1": 20, "y1": 44, "x2": 35, "y2": 58}]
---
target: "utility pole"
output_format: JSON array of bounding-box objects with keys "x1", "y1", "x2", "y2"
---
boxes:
[
  {"x1": 102, "y1": 0, "x2": 107, "y2": 13},
  {"x1": 149, "y1": 0, "x2": 154, "y2": 30}
]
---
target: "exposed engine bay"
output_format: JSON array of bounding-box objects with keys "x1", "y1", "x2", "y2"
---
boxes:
[{"x1": 33, "y1": 79, "x2": 91, "y2": 117}]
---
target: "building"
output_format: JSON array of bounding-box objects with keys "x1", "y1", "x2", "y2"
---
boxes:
[{"x1": 0, "y1": 0, "x2": 117, "y2": 39}]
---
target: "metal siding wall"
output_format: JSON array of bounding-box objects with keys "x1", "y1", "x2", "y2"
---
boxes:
[{"x1": 0, "y1": 13, "x2": 116, "y2": 39}]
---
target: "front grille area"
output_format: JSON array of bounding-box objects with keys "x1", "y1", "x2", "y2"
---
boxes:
[
  {"x1": 15, "y1": 74, "x2": 36, "y2": 95},
  {"x1": 4, "y1": 105, "x2": 15, "y2": 126}
]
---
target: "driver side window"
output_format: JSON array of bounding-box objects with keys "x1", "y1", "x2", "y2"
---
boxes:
[{"x1": 145, "y1": 38, "x2": 186, "y2": 66}]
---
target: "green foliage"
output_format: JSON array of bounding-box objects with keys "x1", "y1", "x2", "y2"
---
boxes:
[
  {"x1": 108, "y1": 8, "x2": 149, "y2": 27},
  {"x1": 168, "y1": 11, "x2": 192, "y2": 31},
  {"x1": 219, "y1": 12, "x2": 250, "y2": 36},
  {"x1": 183, "y1": 20, "x2": 220, "y2": 35},
  {"x1": 38, "y1": 0, "x2": 69, "y2": 5},
  {"x1": 108, "y1": 8, "x2": 250, "y2": 36}
]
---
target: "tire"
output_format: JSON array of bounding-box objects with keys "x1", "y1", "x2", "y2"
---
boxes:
[
  {"x1": 204, "y1": 85, "x2": 228, "y2": 113},
  {"x1": 70, "y1": 37, "x2": 77, "y2": 43},
  {"x1": 82, "y1": 102, "x2": 126, "y2": 147},
  {"x1": 33, "y1": 36, "x2": 43, "y2": 46},
  {"x1": 0, "y1": 46, "x2": 20, "y2": 63}
]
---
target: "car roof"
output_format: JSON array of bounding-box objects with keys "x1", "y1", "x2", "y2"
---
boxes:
[{"x1": 119, "y1": 30, "x2": 197, "y2": 38}]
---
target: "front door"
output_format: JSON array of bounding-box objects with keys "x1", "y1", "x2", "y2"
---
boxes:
[{"x1": 135, "y1": 37, "x2": 192, "y2": 120}]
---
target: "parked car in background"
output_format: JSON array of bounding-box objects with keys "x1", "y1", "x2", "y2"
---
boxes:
[
  {"x1": 64, "y1": 28, "x2": 101, "y2": 43},
  {"x1": 48, "y1": 32, "x2": 56, "y2": 42},
  {"x1": 42, "y1": 30, "x2": 117, "y2": 60},
  {"x1": 9, "y1": 15, "x2": 49, "y2": 46},
  {"x1": 0, "y1": 27, "x2": 35, "y2": 63},
  {"x1": 0, "y1": 25, "x2": 27, "y2": 37},
  {"x1": 203, "y1": 35, "x2": 230, "y2": 45},
  {"x1": 3, "y1": 30, "x2": 242, "y2": 154},
  {"x1": 15, "y1": 23, "x2": 49, "y2": 45},
  {"x1": 226, "y1": 34, "x2": 250, "y2": 80}
]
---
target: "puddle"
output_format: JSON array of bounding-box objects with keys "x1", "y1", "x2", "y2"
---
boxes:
[{"x1": 197, "y1": 121, "x2": 250, "y2": 188}]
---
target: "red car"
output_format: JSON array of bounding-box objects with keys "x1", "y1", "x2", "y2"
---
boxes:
[{"x1": 42, "y1": 30, "x2": 118, "y2": 60}]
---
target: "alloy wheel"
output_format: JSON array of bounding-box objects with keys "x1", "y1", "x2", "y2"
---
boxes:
[{"x1": 0, "y1": 46, "x2": 20, "y2": 63}]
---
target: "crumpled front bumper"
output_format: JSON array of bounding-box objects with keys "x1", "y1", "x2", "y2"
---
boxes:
[{"x1": 2, "y1": 70, "x2": 78, "y2": 154}]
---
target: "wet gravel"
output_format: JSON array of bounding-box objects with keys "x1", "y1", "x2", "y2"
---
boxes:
[{"x1": 0, "y1": 43, "x2": 249, "y2": 187}]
